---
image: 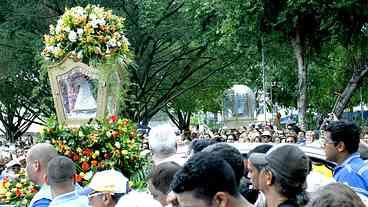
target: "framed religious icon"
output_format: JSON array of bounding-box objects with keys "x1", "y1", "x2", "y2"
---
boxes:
[{"x1": 48, "y1": 58, "x2": 110, "y2": 127}]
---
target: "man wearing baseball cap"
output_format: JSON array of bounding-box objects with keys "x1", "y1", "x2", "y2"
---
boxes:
[
  {"x1": 248, "y1": 144, "x2": 310, "y2": 207},
  {"x1": 82, "y1": 169, "x2": 129, "y2": 207},
  {"x1": 1, "y1": 159, "x2": 21, "y2": 180},
  {"x1": 47, "y1": 156, "x2": 89, "y2": 207}
]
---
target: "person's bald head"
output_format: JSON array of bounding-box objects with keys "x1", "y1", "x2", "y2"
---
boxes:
[
  {"x1": 28, "y1": 143, "x2": 58, "y2": 166},
  {"x1": 26, "y1": 143, "x2": 58, "y2": 184}
]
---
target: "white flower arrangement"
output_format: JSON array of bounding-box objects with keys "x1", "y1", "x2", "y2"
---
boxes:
[{"x1": 42, "y1": 5, "x2": 131, "y2": 64}]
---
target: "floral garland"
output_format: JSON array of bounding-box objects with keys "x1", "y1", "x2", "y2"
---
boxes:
[
  {"x1": 39, "y1": 115, "x2": 149, "y2": 187},
  {"x1": 0, "y1": 170, "x2": 39, "y2": 207},
  {"x1": 0, "y1": 117, "x2": 149, "y2": 206},
  {"x1": 42, "y1": 5, "x2": 131, "y2": 65}
]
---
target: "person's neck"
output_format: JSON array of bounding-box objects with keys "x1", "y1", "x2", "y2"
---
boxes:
[
  {"x1": 233, "y1": 194, "x2": 253, "y2": 207},
  {"x1": 106, "y1": 203, "x2": 116, "y2": 207},
  {"x1": 336, "y1": 152, "x2": 354, "y2": 165},
  {"x1": 35, "y1": 172, "x2": 47, "y2": 186},
  {"x1": 264, "y1": 188, "x2": 288, "y2": 207},
  {"x1": 52, "y1": 185, "x2": 75, "y2": 198},
  {"x1": 152, "y1": 153, "x2": 175, "y2": 164}
]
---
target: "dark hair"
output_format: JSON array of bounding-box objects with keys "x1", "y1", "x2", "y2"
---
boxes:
[
  {"x1": 171, "y1": 152, "x2": 238, "y2": 204},
  {"x1": 265, "y1": 166, "x2": 309, "y2": 206},
  {"x1": 202, "y1": 143, "x2": 244, "y2": 186},
  {"x1": 248, "y1": 144, "x2": 273, "y2": 158},
  {"x1": 111, "y1": 193, "x2": 124, "y2": 203},
  {"x1": 247, "y1": 144, "x2": 273, "y2": 171},
  {"x1": 148, "y1": 161, "x2": 181, "y2": 194},
  {"x1": 325, "y1": 120, "x2": 360, "y2": 153},
  {"x1": 190, "y1": 139, "x2": 217, "y2": 154},
  {"x1": 307, "y1": 183, "x2": 365, "y2": 207}
]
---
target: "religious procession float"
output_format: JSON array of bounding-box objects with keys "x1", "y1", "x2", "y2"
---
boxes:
[{"x1": 0, "y1": 5, "x2": 149, "y2": 206}]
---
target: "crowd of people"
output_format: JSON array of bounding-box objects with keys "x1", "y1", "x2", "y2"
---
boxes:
[
  {"x1": 183, "y1": 123, "x2": 324, "y2": 147},
  {"x1": 0, "y1": 136, "x2": 32, "y2": 181},
  {"x1": 1, "y1": 120, "x2": 368, "y2": 206}
]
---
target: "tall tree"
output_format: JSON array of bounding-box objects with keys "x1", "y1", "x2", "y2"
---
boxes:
[{"x1": 115, "y1": 0, "x2": 241, "y2": 124}]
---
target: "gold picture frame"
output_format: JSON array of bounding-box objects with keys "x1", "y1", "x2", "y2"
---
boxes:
[{"x1": 48, "y1": 58, "x2": 111, "y2": 127}]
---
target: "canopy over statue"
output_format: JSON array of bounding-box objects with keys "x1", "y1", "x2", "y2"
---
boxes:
[{"x1": 223, "y1": 85, "x2": 256, "y2": 128}]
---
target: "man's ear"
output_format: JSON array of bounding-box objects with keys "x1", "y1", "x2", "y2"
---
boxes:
[
  {"x1": 263, "y1": 169, "x2": 273, "y2": 186},
  {"x1": 33, "y1": 160, "x2": 40, "y2": 172},
  {"x1": 103, "y1": 193, "x2": 112, "y2": 205},
  {"x1": 213, "y1": 192, "x2": 230, "y2": 207},
  {"x1": 336, "y1": 141, "x2": 346, "y2": 153}
]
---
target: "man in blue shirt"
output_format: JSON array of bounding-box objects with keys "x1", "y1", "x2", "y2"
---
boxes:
[
  {"x1": 26, "y1": 143, "x2": 58, "y2": 207},
  {"x1": 324, "y1": 120, "x2": 368, "y2": 197},
  {"x1": 47, "y1": 156, "x2": 89, "y2": 207}
]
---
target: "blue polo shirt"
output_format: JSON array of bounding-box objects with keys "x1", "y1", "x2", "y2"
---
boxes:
[
  {"x1": 49, "y1": 191, "x2": 89, "y2": 207},
  {"x1": 334, "y1": 153, "x2": 368, "y2": 196}
]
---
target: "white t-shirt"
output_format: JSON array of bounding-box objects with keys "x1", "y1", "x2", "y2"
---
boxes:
[{"x1": 116, "y1": 191, "x2": 162, "y2": 207}]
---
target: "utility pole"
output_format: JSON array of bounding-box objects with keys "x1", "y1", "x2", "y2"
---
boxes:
[
  {"x1": 262, "y1": 37, "x2": 267, "y2": 123},
  {"x1": 361, "y1": 87, "x2": 364, "y2": 121}
]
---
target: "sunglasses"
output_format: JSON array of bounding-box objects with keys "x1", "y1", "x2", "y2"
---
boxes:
[{"x1": 88, "y1": 192, "x2": 107, "y2": 199}]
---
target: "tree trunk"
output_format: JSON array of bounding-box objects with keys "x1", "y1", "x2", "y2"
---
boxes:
[
  {"x1": 167, "y1": 110, "x2": 191, "y2": 132},
  {"x1": 5, "y1": 127, "x2": 16, "y2": 143},
  {"x1": 291, "y1": 30, "x2": 307, "y2": 130},
  {"x1": 333, "y1": 62, "x2": 368, "y2": 118}
]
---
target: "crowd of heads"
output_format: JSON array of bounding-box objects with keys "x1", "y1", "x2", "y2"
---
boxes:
[
  {"x1": 144, "y1": 120, "x2": 368, "y2": 207},
  {"x1": 179, "y1": 123, "x2": 324, "y2": 146}
]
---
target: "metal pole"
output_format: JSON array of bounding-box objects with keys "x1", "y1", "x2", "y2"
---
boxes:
[
  {"x1": 262, "y1": 37, "x2": 266, "y2": 123},
  {"x1": 361, "y1": 87, "x2": 364, "y2": 121},
  {"x1": 271, "y1": 80, "x2": 273, "y2": 121}
]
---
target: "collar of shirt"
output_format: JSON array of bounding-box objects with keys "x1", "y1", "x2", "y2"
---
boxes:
[
  {"x1": 334, "y1": 153, "x2": 361, "y2": 174},
  {"x1": 29, "y1": 185, "x2": 52, "y2": 206},
  {"x1": 51, "y1": 191, "x2": 79, "y2": 205}
]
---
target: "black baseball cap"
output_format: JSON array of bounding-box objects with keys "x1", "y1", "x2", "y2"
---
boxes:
[
  {"x1": 248, "y1": 144, "x2": 310, "y2": 182},
  {"x1": 47, "y1": 156, "x2": 76, "y2": 185}
]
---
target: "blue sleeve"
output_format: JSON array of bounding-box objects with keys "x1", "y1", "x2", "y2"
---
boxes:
[{"x1": 31, "y1": 198, "x2": 51, "y2": 207}]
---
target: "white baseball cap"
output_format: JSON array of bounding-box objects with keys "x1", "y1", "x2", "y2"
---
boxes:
[{"x1": 81, "y1": 169, "x2": 129, "y2": 195}]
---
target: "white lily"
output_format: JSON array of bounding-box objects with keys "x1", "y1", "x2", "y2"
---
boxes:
[
  {"x1": 68, "y1": 31, "x2": 78, "y2": 42},
  {"x1": 77, "y1": 28, "x2": 84, "y2": 36}
]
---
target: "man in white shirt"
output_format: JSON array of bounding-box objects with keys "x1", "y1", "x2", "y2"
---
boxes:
[
  {"x1": 47, "y1": 156, "x2": 89, "y2": 207},
  {"x1": 149, "y1": 124, "x2": 185, "y2": 166},
  {"x1": 26, "y1": 143, "x2": 58, "y2": 207}
]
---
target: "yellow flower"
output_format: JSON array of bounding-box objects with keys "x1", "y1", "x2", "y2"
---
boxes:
[
  {"x1": 77, "y1": 147, "x2": 82, "y2": 153},
  {"x1": 121, "y1": 150, "x2": 128, "y2": 155},
  {"x1": 76, "y1": 16, "x2": 87, "y2": 25},
  {"x1": 89, "y1": 133, "x2": 98, "y2": 143},
  {"x1": 55, "y1": 34, "x2": 65, "y2": 42},
  {"x1": 86, "y1": 36, "x2": 94, "y2": 43},
  {"x1": 105, "y1": 10, "x2": 113, "y2": 19},
  {"x1": 84, "y1": 23, "x2": 94, "y2": 34},
  {"x1": 80, "y1": 172, "x2": 86, "y2": 178},
  {"x1": 4, "y1": 182, "x2": 10, "y2": 188},
  {"x1": 53, "y1": 47, "x2": 64, "y2": 58}
]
